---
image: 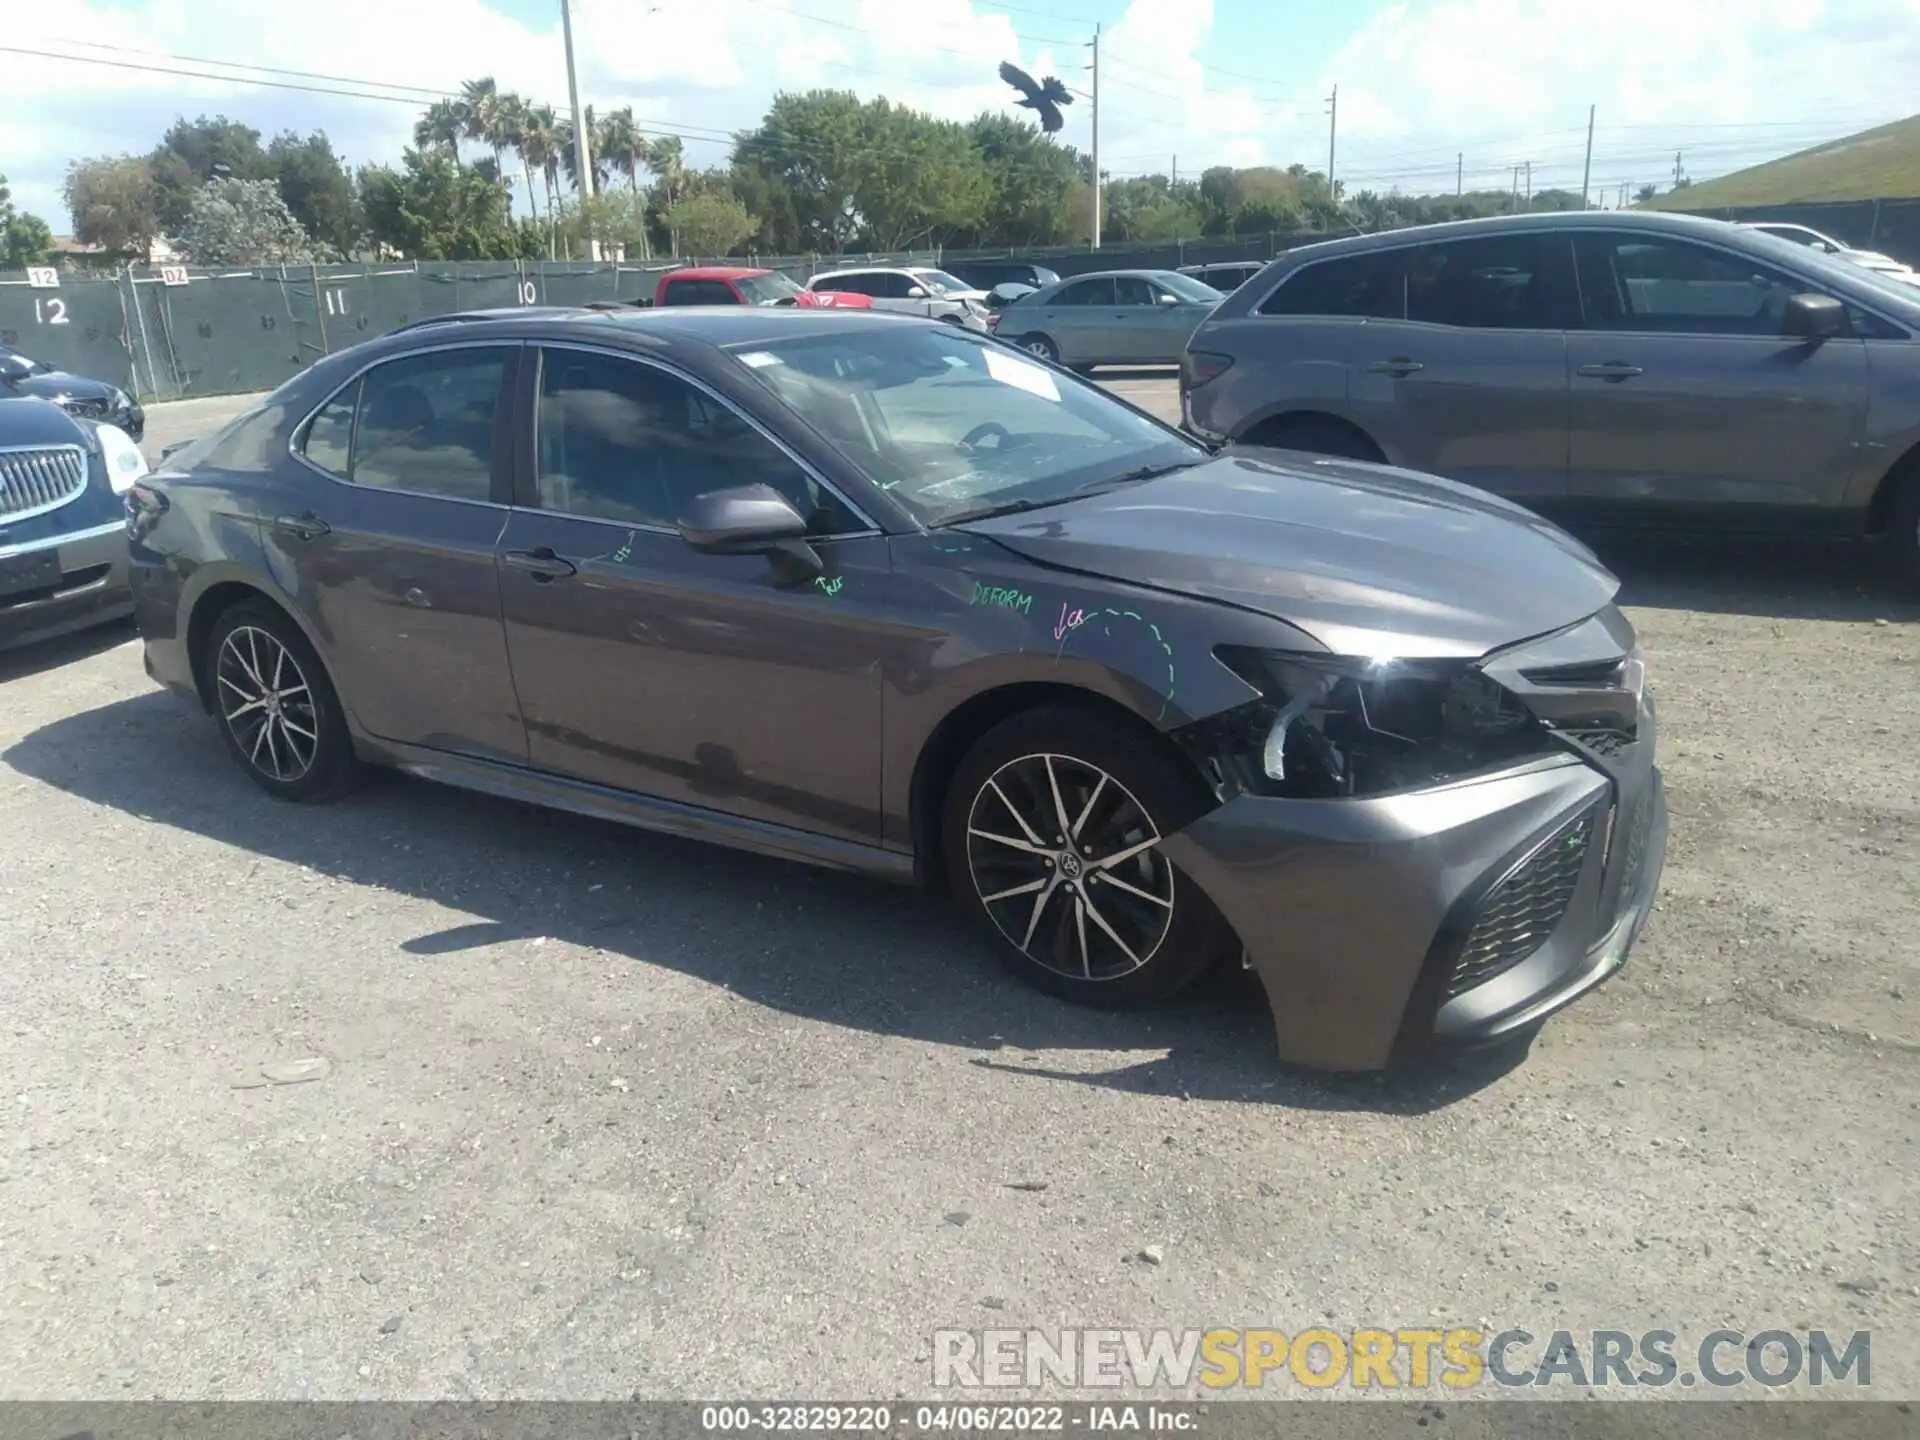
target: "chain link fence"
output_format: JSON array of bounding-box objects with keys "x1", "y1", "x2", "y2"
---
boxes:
[{"x1": 0, "y1": 251, "x2": 938, "y2": 403}]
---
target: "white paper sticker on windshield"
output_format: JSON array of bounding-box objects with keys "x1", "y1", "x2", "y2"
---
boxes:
[
  {"x1": 738, "y1": 351, "x2": 783, "y2": 369},
  {"x1": 984, "y1": 347, "x2": 1060, "y2": 402}
]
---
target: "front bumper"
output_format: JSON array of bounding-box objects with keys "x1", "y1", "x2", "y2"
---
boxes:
[
  {"x1": 1162, "y1": 701, "x2": 1667, "y2": 1073},
  {"x1": 0, "y1": 519, "x2": 133, "y2": 652}
]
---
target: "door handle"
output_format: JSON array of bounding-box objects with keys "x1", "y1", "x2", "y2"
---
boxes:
[
  {"x1": 1367, "y1": 357, "x2": 1424, "y2": 376},
  {"x1": 502, "y1": 546, "x2": 577, "y2": 581},
  {"x1": 272, "y1": 511, "x2": 330, "y2": 541},
  {"x1": 1578, "y1": 361, "x2": 1644, "y2": 380}
]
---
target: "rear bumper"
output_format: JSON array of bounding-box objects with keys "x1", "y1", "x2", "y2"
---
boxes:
[
  {"x1": 1162, "y1": 705, "x2": 1667, "y2": 1073},
  {"x1": 0, "y1": 520, "x2": 132, "y2": 652}
]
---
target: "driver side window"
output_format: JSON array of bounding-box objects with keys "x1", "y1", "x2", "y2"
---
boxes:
[
  {"x1": 532, "y1": 348, "x2": 856, "y2": 534},
  {"x1": 1572, "y1": 235, "x2": 1812, "y2": 336}
]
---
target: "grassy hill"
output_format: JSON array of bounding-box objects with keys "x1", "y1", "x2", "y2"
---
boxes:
[{"x1": 1650, "y1": 113, "x2": 1920, "y2": 209}]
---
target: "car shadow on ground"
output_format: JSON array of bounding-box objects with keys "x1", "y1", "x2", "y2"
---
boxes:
[
  {"x1": 6, "y1": 689, "x2": 1532, "y2": 1113},
  {"x1": 1596, "y1": 534, "x2": 1920, "y2": 623},
  {"x1": 0, "y1": 616, "x2": 138, "y2": 683}
]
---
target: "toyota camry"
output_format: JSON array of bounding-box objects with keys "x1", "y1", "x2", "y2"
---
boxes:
[{"x1": 127, "y1": 306, "x2": 1667, "y2": 1071}]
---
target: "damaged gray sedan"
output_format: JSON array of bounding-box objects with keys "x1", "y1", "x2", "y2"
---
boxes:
[{"x1": 128, "y1": 307, "x2": 1665, "y2": 1071}]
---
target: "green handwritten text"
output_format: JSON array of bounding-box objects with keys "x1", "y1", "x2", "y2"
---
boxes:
[{"x1": 970, "y1": 582, "x2": 1033, "y2": 614}]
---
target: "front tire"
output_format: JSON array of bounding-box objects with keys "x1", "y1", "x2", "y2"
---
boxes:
[
  {"x1": 206, "y1": 600, "x2": 360, "y2": 802},
  {"x1": 941, "y1": 706, "x2": 1233, "y2": 1007}
]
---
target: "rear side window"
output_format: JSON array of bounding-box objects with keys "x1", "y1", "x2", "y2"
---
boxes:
[
  {"x1": 663, "y1": 279, "x2": 739, "y2": 305},
  {"x1": 296, "y1": 346, "x2": 510, "y2": 501},
  {"x1": 1058, "y1": 277, "x2": 1116, "y2": 306},
  {"x1": 1258, "y1": 253, "x2": 1400, "y2": 319},
  {"x1": 1404, "y1": 234, "x2": 1565, "y2": 329}
]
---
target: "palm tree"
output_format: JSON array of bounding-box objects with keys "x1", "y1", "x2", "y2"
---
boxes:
[
  {"x1": 462, "y1": 77, "x2": 508, "y2": 188},
  {"x1": 495, "y1": 93, "x2": 537, "y2": 224},
  {"x1": 518, "y1": 103, "x2": 562, "y2": 256},
  {"x1": 648, "y1": 135, "x2": 684, "y2": 255},
  {"x1": 414, "y1": 99, "x2": 466, "y2": 169},
  {"x1": 597, "y1": 105, "x2": 649, "y2": 260}
]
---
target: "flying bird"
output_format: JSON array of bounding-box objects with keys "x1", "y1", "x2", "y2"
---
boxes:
[{"x1": 999, "y1": 61, "x2": 1074, "y2": 134}]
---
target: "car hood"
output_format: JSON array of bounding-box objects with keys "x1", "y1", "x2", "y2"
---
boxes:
[
  {"x1": 6, "y1": 369, "x2": 119, "y2": 403},
  {"x1": 0, "y1": 393, "x2": 92, "y2": 444},
  {"x1": 957, "y1": 450, "x2": 1620, "y2": 659}
]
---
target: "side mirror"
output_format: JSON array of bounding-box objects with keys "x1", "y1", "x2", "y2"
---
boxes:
[
  {"x1": 905, "y1": 285, "x2": 928, "y2": 299},
  {"x1": 0, "y1": 355, "x2": 31, "y2": 384},
  {"x1": 160, "y1": 439, "x2": 192, "y2": 461},
  {"x1": 678, "y1": 483, "x2": 808, "y2": 553},
  {"x1": 1156, "y1": 293, "x2": 1180, "y2": 306},
  {"x1": 1783, "y1": 292, "x2": 1845, "y2": 341}
]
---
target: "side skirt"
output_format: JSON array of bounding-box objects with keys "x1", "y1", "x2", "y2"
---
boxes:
[{"x1": 373, "y1": 740, "x2": 917, "y2": 885}]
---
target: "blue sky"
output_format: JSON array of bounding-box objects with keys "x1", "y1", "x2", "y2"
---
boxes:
[{"x1": 6, "y1": 0, "x2": 1919, "y2": 233}]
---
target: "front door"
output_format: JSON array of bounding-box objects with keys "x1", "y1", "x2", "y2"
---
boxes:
[
  {"x1": 1563, "y1": 231, "x2": 1872, "y2": 522},
  {"x1": 267, "y1": 343, "x2": 526, "y2": 762},
  {"x1": 1345, "y1": 231, "x2": 1576, "y2": 505},
  {"x1": 494, "y1": 344, "x2": 888, "y2": 843}
]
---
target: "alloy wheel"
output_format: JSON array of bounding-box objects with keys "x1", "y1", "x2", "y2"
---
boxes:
[
  {"x1": 216, "y1": 625, "x2": 320, "y2": 783},
  {"x1": 964, "y1": 752, "x2": 1176, "y2": 981},
  {"x1": 1025, "y1": 338, "x2": 1054, "y2": 358}
]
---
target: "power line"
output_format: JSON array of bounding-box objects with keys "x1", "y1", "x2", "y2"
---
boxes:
[{"x1": 738, "y1": 0, "x2": 1081, "y2": 55}]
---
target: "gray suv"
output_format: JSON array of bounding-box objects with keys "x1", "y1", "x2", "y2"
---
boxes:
[{"x1": 1181, "y1": 211, "x2": 1920, "y2": 579}]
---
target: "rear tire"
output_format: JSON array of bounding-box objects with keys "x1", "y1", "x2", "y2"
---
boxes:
[
  {"x1": 205, "y1": 600, "x2": 360, "y2": 803},
  {"x1": 941, "y1": 705, "x2": 1234, "y2": 1008},
  {"x1": 1244, "y1": 417, "x2": 1384, "y2": 464},
  {"x1": 1017, "y1": 333, "x2": 1060, "y2": 364}
]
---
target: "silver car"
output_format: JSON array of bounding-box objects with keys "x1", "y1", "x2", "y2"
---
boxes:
[
  {"x1": 992, "y1": 269, "x2": 1224, "y2": 370},
  {"x1": 1738, "y1": 221, "x2": 1920, "y2": 286},
  {"x1": 804, "y1": 266, "x2": 991, "y2": 330},
  {"x1": 1182, "y1": 210, "x2": 1920, "y2": 581}
]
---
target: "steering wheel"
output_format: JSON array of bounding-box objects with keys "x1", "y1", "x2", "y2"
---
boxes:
[{"x1": 959, "y1": 421, "x2": 1012, "y2": 451}]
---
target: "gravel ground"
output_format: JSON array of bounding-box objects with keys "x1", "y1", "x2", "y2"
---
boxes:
[{"x1": 0, "y1": 381, "x2": 1915, "y2": 1402}]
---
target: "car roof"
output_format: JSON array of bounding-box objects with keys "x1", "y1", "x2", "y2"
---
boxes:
[
  {"x1": 387, "y1": 304, "x2": 640, "y2": 334},
  {"x1": 1268, "y1": 207, "x2": 1766, "y2": 263},
  {"x1": 1055, "y1": 268, "x2": 1196, "y2": 281},
  {"x1": 662, "y1": 266, "x2": 770, "y2": 281},
  {"x1": 380, "y1": 305, "x2": 925, "y2": 351}
]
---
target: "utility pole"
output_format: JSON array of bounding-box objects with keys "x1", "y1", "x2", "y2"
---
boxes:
[
  {"x1": 1510, "y1": 164, "x2": 1520, "y2": 213},
  {"x1": 1325, "y1": 84, "x2": 1338, "y2": 206},
  {"x1": 1456, "y1": 152, "x2": 1463, "y2": 196},
  {"x1": 1089, "y1": 24, "x2": 1101, "y2": 250},
  {"x1": 560, "y1": 0, "x2": 599, "y2": 260},
  {"x1": 1171, "y1": 154, "x2": 1177, "y2": 188},
  {"x1": 1580, "y1": 103, "x2": 1595, "y2": 207},
  {"x1": 1673, "y1": 150, "x2": 1685, "y2": 187},
  {"x1": 1524, "y1": 159, "x2": 1532, "y2": 209}
]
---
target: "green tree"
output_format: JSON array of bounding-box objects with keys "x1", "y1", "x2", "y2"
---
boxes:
[
  {"x1": 462, "y1": 77, "x2": 509, "y2": 177},
  {"x1": 1634, "y1": 183, "x2": 1659, "y2": 204},
  {"x1": 358, "y1": 149, "x2": 516, "y2": 259},
  {"x1": 0, "y1": 175, "x2": 56, "y2": 270},
  {"x1": 177, "y1": 176, "x2": 316, "y2": 264},
  {"x1": 663, "y1": 190, "x2": 756, "y2": 258},
  {"x1": 958, "y1": 113, "x2": 1078, "y2": 248},
  {"x1": 264, "y1": 131, "x2": 360, "y2": 257},
  {"x1": 63, "y1": 155, "x2": 161, "y2": 259},
  {"x1": 148, "y1": 114, "x2": 268, "y2": 235},
  {"x1": 414, "y1": 99, "x2": 467, "y2": 169}
]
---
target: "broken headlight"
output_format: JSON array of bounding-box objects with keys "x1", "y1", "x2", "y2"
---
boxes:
[{"x1": 1193, "y1": 647, "x2": 1561, "y2": 799}]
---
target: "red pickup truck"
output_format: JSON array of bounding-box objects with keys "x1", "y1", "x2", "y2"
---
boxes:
[{"x1": 648, "y1": 267, "x2": 871, "y2": 309}]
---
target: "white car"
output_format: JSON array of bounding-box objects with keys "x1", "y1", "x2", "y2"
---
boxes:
[
  {"x1": 1740, "y1": 222, "x2": 1920, "y2": 286},
  {"x1": 804, "y1": 267, "x2": 992, "y2": 330}
]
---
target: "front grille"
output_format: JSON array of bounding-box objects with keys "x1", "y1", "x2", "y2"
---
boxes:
[
  {"x1": 0, "y1": 446, "x2": 88, "y2": 522},
  {"x1": 1447, "y1": 803, "x2": 1601, "y2": 997}
]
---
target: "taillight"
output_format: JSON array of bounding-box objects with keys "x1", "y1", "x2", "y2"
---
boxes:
[
  {"x1": 985, "y1": 313, "x2": 1001, "y2": 329},
  {"x1": 1184, "y1": 350, "x2": 1234, "y2": 388}
]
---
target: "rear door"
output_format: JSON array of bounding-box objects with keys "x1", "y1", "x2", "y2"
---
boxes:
[
  {"x1": 1345, "y1": 231, "x2": 1575, "y2": 505},
  {"x1": 1562, "y1": 231, "x2": 1872, "y2": 523},
  {"x1": 493, "y1": 343, "x2": 888, "y2": 842},
  {"x1": 271, "y1": 343, "x2": 526, "y2": 761},
  {"x1": 1048, "y1": 276, "x2": 1115, "y2": 363}
]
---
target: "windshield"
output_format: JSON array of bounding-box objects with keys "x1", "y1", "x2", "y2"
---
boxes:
[
  {"x1": 729, "y1": 326, "x2": 1205, "y2": 525},
  {"x1": 912, "y1": 269, "x2": 975, "y2": 296},
  {"x1": 1157, "y1": 272, "x2": 1226, "y2": 303},
  {"x1": 738, "y1": 271, "x2": 804, "y2": 305}
]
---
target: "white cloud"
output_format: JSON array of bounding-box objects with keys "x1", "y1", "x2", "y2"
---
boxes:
[{"x1": 2, "y1": 0, "x2": 1916, "y2": 234}]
